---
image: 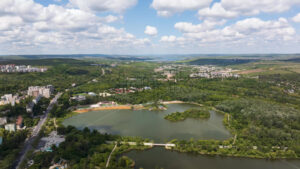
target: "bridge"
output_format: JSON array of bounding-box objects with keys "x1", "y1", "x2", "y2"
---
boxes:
[{"x1": 106, "y1": 141, "x2": 176, "y2": 149}]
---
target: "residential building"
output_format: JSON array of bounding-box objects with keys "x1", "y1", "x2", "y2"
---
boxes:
[
  {"x1": 28, "y1": 85, "x2": 54, "y2": 98},
  {"x1": 88, "y1": 92, "x2": 96, "y2": 96},
  {"x1": 16, "y1": 116, "x2": 23, "y2": 130},
  {"x1": 71, "y1": 95, "x2": 86, "y2": 102},
  {"x1": 0, "y1": 117, "x2": 7, "y2": 126},
  {"x1": 99, "y1": 92, "x2": 112, "y2": 97},
  {"x1": 5, "y1": 124, "x2": 16, "y2": 132},
  {"x1": 0, "y1": 94, "x2": 20, "y2": 106},
  {"x1": 0, "y1": 64, "x2": 47, "y2": 73}
]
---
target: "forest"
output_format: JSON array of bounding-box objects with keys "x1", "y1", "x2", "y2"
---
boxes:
[
  {"x1": 164, "y1": 108, "x2": 210, "y2": 122},
  {"x1": 1, "y1": 58, "x2": 300, "y2": 168}
]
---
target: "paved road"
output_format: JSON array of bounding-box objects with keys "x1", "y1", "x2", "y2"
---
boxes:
[{"x1": 13, "y1": 92, "x2": 62, "y2": 169}]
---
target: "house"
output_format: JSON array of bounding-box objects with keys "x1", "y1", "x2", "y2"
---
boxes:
[
  {"x1": 16, "y1": 116, "x2": 23, "y2": 130},
  {"x1": 144, "y1": 86, "x2": 152, "y2": 90},
  {"x1": 0, "y1": 117, "x2": 7, "y2": 126},
  {"x1": 99, "y1": 92, "x2": 112, "y2": 97},
  {"x1": 5, "y1": 124, "x2": 16, "y2": 132},
  {"x1": 88, "y1": 92, "x2": 96, "y2": 96},
  {"x1": 71, "y1": 95, "x2": 86, "y2": 102}
]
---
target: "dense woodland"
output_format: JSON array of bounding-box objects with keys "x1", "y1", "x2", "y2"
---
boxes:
[
  {"x1": 27, "y1": 126, "x2": 138, "y2": 169},
  {"x1": 164, "y1": 108, "x2": 210, "y2": 122},
  {"x1": 1, "y1": 58, "x2": 300, "y2": 168}
]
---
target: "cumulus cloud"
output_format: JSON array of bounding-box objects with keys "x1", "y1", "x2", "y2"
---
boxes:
[
  {"x1": 160, "y1": 35, "x2": 177, "y2": 42},
  {"x1": 197, "y1": 0, "x2": 300, "y2": 21},
  {"x1": 151, "y1": 0, "x2": 212, "y2": 17},
  {"x1": 198, "y1": 3, "x2": 238, "y2": 20},
  {"x1": 144, "y1": 26, "x2": 158, "y2": 36},
  {"x1": 293, "y1": 13, "x2": 300, "y2": 22},
  {"x1": 221, "y1": 0, "x2": 300, "y2": 15},
  {"x1": 162, "y1": 17, "x2": 295, "y2": 46},
  {"x1": 175, "y1": 20, "x2": 226, "y2": 33},
  {"x1": 69, "y1": 0, "x2": 137, "y2": 13},
  {"x1": 0, "y1": 0, "x2": 150, "y2": 54}
]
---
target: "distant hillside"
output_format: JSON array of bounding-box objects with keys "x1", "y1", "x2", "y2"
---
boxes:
[
  {"x1": 187, "y1": 58, "x2": 259, "y2": 66},
  {"x1": 281, "y1": 58, "x2": 300, "y2": 62}
]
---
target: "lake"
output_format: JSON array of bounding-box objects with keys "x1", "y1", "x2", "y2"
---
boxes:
[
  {"x1": 63, "y1": 103, "x2": 231, "y2": 142},
  {"x1": 124, "y1": 147, "x2": 300, "y2": 169}
]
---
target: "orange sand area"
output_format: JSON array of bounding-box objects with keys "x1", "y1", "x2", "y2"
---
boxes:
[
  {"x1": 75, "y1": 105, "x2": 145, "y2": 113},
  {"x1": 75, "y1": 105, "x2": 132, "y2": 113}
]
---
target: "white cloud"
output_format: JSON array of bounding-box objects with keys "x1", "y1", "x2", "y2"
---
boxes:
[
  {"x1": 293, "y1": 13, "x2": 300, "y2": 22},
  {"x1": 151, "y1": 0, "x2": 212, "y2": 17},
  {"x1": 198, "y1": 3, "x2": 238, "y2": 20},
  {"x1": 0, "y1": 0, "x2": 150, "y2": 54},
  {"x1": 69, "y1": 0, "x2": 137, "y2": 13},
  {"x1": 144, "y1": 26, "x2": 158, "y2": 36},
  {"x1": 0, "y1": 16, "x2": 23, "y2": 31},
  {"x1": 160, "y1": 35, "x2": 177, "y2": 42},
  {"x1": 221, "y1": 0, "x2": 300, "y2": 16},
  {"x1": 175, "y1": 20, "x2": 226, "y2": 33},
  {"x1": 196, "y1": 0, "x2": 300, "y2": 21},
  {"x1": 164, "y1": 17, "x2": 295, "y2": 46}
]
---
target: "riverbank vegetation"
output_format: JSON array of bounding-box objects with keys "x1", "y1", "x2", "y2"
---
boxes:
[
  {"x1": 27, "y1": 125, "x2": 150, "y2": 169},
  {"x1": 2, "y1": 57, "x2": 300, "y2": 166},
  {"x1": 165, "y1": 108, "x2": 210, "y2": 122},
  {"x1": 170, "y1": 99, "x2": 300, "y2": 159}
]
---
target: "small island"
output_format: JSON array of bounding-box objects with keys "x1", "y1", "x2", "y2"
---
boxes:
[{"x1": 164, "y1": 108, "x2": 210, "y2": 122}]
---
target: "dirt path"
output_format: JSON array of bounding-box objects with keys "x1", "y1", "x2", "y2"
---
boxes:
[{"x1": 106, "y1": 143, "x2": 117, "y2": 168}]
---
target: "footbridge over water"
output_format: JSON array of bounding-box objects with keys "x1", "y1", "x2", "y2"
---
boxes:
[{"x1": 107, "y1": 141, "x2": 176, "y2": 149}]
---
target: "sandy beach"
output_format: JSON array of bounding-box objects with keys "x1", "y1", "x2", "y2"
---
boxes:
[
  {"x1": 74, "y1": 105, "x2": 145, "y2": 113},
  {"x1": 75, "y1": 105, "x2": 132, "y2": 113}
]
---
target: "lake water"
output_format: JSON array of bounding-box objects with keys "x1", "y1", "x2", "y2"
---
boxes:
[
  {"x1": 63, "y1": 103, "x2": 231, "y2": 142},
  {"x1": 124, "y1": 147, "x2": 300, "y2": 169}
]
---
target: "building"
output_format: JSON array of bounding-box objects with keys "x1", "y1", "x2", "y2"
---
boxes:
[
  {"x1": 16, "y1": 116, "x2": 23, "y2": 130},
  {"x1": 26, "y1": 102, "x2": 35, "y2": 113},
  {"x1": 0, "y1": 94, "x2": 20, "y2": 106},
  {"x1": 5, "y1": 124, "x2": 16, "y2": 132},
  {"x1": 28, "y1": 85, "x2": 54, "y2": 98},
  {"x1": 99, "y1": 92, "x2": 112, "y2": 97},
  {"x1": 0, "y1": 117, "x2": 7, "y2": 126},
  {"x1": 88, "y1": 92, "x2": 96, "y2": 96},
  {"x1": 38, "y1": 131, "x2": 65, "y2": 152},
  {"x1": 0, "y1": 64, "x2": 47, "y2": 73},
  {"x1": 71, "y1": 95, "x2": 86, "y2": 102}
]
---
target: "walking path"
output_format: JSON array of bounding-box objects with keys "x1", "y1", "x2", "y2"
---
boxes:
[{"x1": 106, "y1": 143, "x2": 117, "y2": 168}]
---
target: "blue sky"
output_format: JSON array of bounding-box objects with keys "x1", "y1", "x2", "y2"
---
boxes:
[{"x1": 0, "y1": 0, "x2": 300, "y2": 54}]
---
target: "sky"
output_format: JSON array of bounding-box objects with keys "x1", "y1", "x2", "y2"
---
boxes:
[{"x1": 0, "y1": 0, "x2": 300, "y2": 55}]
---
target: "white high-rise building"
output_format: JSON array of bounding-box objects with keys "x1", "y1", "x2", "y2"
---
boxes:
[{"x1": 27, "y1": 85, "x2": 54, "y2": 98}]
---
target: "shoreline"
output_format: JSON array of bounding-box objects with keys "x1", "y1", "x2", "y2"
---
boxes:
[
  {"x1": 74, "y1": 105, "x2": 145, "y2": 113},
  {"x1": 75, "y1": 105, "x2": 132, "y2": 113},
  {"x1": 74, "y1": 101, "x2": 204, "y2": 114}
]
